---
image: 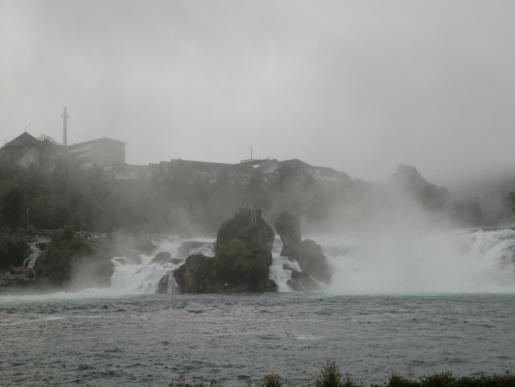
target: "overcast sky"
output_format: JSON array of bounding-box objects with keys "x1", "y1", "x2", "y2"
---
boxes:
[{"x1": 1, "y1": 0, "x2": 515, "y2": 185}]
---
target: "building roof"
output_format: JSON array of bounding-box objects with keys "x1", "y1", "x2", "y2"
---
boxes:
[
  {"x1": 68, "y1": 137, "x2": 125, "y2": 148},
  {"x1": 170, "y1": 159, "x2": 235, "y2": 169},
  {"x1": 280, "y1": 159, "x2": 313, "y2": 169},
  {"x1": 2, "y1": 132, "x2": 41, "y2": 149}
]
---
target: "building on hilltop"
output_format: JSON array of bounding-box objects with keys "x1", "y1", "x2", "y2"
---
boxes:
[
  {"x1": 0, "y1": 132, "x2": 60, "y2": 168},
  {"x1": 279, "y1": 159, "x2": 349, "y2": 183},
  {"x1": 68, "y1": 137, "x2": 126, "y2": 167},
  {"x1": 2, "y1": 132, "x2": 41, "y2": 150},
  {"x1": 1, "y1": 127, "x2": 349, "y2": 186},
  {"x1": 150, "y1": 159, "x2": 251, "y2": 185},
  {"x1": 239, "y1": 158, "x2": 280, "y2": 184},
  {"x1": 57, "y1": 107, "x2": 126, "y2": 168},
  {"x1": 1, "y1": 132, "x2": 127, "y2": 170},
  {"x1": 149, "y1": 157, "x2": 348, "y2": 187}
]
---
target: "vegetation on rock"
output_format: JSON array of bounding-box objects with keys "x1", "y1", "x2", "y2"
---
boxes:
[
  {"x1": 0, "y1": 234, "x2": 29, "y2": 272},
  {"x1": 33, "y1": 226, "x2": 113, "y2": 287}
]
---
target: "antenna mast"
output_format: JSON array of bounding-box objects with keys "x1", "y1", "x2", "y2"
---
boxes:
[{"x1": 62, "y1": 107, "x2": 69, "y2": 146}]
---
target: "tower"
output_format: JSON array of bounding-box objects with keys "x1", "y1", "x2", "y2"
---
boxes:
[{"x1": 62, "y1": 106, "x2": 69, "y2": 146}]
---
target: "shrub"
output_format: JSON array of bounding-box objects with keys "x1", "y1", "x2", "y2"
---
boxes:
[
  {"x1": 261, "y1": 374, "x2": 283, "y2": 387},
  {"x1": 385, "y1": 372, "x2": 515, "y2": 387},
  {"x1": 313, "y1": 361, "x2": 362, "y2": 387},
  {"x1": 0, "y1": 236, "x2": 29, "y2": 271}
]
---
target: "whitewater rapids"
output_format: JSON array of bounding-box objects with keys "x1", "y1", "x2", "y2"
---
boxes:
[
  {"x1": 2, "y1": 228, "x2": 515, "y2": 302},
  {"x1": 106, "y1": 228, "x2": 515, "y2": 296}
]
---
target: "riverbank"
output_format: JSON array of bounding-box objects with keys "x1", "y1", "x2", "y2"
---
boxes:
[{"x1": 171, "y1": 361, "x2": 515, "y2": 386}]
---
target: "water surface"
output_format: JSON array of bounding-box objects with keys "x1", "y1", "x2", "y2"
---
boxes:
[{"x1": 1, "y1": 293, "x2": 514, "y2": 386}]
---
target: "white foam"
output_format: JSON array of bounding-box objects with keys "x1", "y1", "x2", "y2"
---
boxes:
[
  {"x1": 324, "y1": 229, "x2": 515, "y2": 294},
  {"x1": 3, "y1": 229, "x2": 515, "y2": 303}
]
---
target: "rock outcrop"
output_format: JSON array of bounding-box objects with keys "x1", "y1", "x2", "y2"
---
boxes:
[
  {"x1": 173, "y1": 254, "x2": 217, "y2": 293},
  {"x1": 173, "y1": 208, "x2": 277, "y2": 293},
  {"x1": 275, "y1": 212, "x2": 332, "y2": 290}
]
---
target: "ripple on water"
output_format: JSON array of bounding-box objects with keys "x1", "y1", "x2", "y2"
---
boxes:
[{"x1": 0, "y1": 293, "x2": 514, "y2": 386}]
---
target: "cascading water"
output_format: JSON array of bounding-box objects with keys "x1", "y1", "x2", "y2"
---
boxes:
[
  {"x1": 23, "y1": 239, "x2": 49, "y2": 269},
  {"x1": 108, "y1": 237, "x2": 214, "y2": 295},
  {"x1": 5, "y1": 229, "x2": 515, "y2": 301},
  {"x1": 269, "y1": 239, "x2": 302, "y2": 292},
  {"x1": 105, "y1": 236, "x2": 301, "y2": 295},
  {"x1": 319, "y1": 228, "x2": 515, "y2": 294},
  {"x1": 100, "y1": 229, "x2": 515, "y2": 295}
]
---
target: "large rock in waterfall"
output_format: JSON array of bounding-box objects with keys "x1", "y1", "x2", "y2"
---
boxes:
[
  {"x1": 275, "y1": 212, "x2": 332, "y2": 290},
  {"x1": 173, "y1": 208, "x2": 277, "y2": 293},
  {"x1": 172, "y1": 254, "x2": 217, "y2": 293}
]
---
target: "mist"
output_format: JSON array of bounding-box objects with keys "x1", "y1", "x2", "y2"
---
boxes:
[
  {"x1": 2, "y1": 0, "x2": 515, "y2": 187},
  {"x1": 3, "y1": 2, "x2": 515, "y2": 385}
]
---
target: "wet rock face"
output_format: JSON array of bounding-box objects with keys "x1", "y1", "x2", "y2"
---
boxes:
[
  {"x1": 214, "y1": 208, "x2": 276, "y2": 291},
  {"x1": 275, "y1": 212, "x2": 301, "y2": 256},
  {"x1": 215, "y1": 208, "x2": 275, "y2": 267},
  {"x1": 275, "y1": 212, "x2": 332, "y2": 288},
  {"x1": 293, "y1": 239, "x2": 332, "y2": 284},
  {"x1": 156, "y1": 270, "x2": 176, "y2": 294},
  {"x1": 173, "y1": 254, "x2": 217, "y2": 293},
  {"x1": 287, "y1": 269, "x2": 320, "y2": 292}
]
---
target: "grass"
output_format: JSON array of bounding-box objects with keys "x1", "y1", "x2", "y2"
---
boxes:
[{"x1": 167, "y1": 361, "x2": 515, "y2": 387}]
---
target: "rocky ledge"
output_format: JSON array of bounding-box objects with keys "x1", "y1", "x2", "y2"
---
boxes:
[{"x1": 275, "y1": 212, "x2": 332, "y2": 291}]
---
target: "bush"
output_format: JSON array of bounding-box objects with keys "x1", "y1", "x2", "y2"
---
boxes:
[
  {"x1": 313, "y1": 361, "x2": 362, "y2": 387},
  {"x1": 0, "y1": 236, "x2": 29, "y2": 271},
  {"x1": 384, "y1": 372, "x2": 515, "y2": 387},
  {"x1": 260, "y1": 374, "x2": 283, "y2": 387}
]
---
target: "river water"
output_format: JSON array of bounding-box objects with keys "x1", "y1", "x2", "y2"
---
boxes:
[{"x1": 1, "y1": 229, "x2": 515, "y2": 386}]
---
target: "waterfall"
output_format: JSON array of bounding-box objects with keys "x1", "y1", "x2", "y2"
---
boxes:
[
  {"x1": 23, "y1": 239, "x2": 49, "y2": 269},
  {"x1": 323, "y1": 228, "x2": 515, "y2": 294},
  {"x1": 107, "y1": 237, "x2": 213, "y2": 295}
]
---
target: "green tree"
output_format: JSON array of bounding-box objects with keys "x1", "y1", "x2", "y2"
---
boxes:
[{"x1": 0, "y1": 186, "x2": 26, "y2": 230}]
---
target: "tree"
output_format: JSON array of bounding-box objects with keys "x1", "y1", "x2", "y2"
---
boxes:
[{"x1": 0, "y1": 186, "x2": 26, "y2": 230}]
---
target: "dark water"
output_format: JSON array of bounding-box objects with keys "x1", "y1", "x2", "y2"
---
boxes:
[{"x1": 0, "y1": 293, "x2": 514, "y2": 386}]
